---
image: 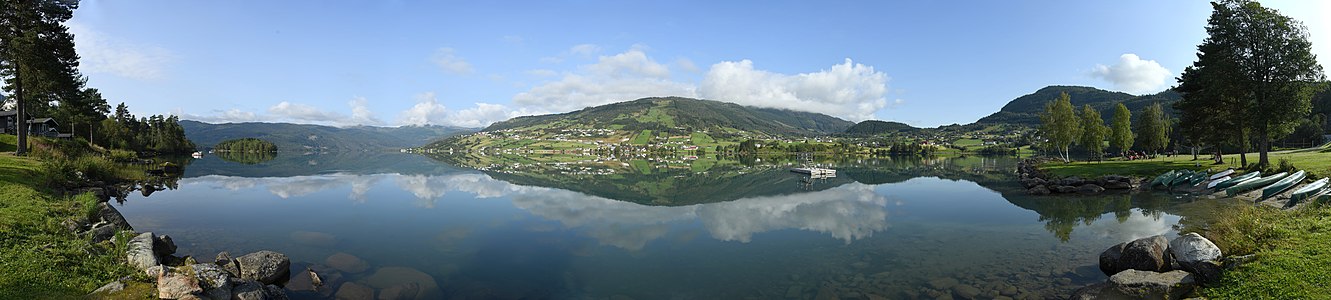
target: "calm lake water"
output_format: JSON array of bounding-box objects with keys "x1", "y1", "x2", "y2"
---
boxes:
[{"x1": 114, "y1": 152, "x2": 1235, "y2": 299}]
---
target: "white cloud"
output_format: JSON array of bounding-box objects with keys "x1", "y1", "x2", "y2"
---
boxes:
[
  {"x1": 396, "y1": 93, "x2": 512, "y2": 127},
  {"x1": 268, "y1": 101, "x2": 348, "y2": 123},
  {"x1": 513, "y1": 49, "x2": 698, "y2": 113},
  {"x1": 525, "y1": 69, "x2": 559, "y2": 77},
  {"x1": 699, "y1": 58, "x2": 891, "y2": 121},
  {"x1": 569, "y1": 44, "x2": 601, "y2": 56},
  {"x1": 399, "y1": 92, "x2": 450, "y2": 126},
  {"x1": 348, "y1": 97, "x2": 382, "y2": 125},
  {"x1": 69, "y1": 21, "x2": 174, "y2": 81},
  {"x1": 1089, "y1": 53, "x2": 1172, "y2": 95},
  {"x1": 676, "y1": 58, "x2": 699, "y2": 73},
  {"x1": 431, "y1": 47, "x2": 473, "y2": 75},
  {"x1": 179, "y1": 109, "x2": 265, "y2": 123}
]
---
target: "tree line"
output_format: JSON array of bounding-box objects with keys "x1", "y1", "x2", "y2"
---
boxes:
[
  {"x1": 1039, "y1": 92, "x2": 1172, "y2": 163},
  {"x1": 214, "y1": 138, "x2": 278, "y2": 153},
  {"x1": 2, "y1": 0, "x2": 195, "y2": 155}
]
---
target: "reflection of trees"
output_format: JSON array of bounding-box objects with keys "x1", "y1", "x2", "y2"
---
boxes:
[
  {"x1": 216, "y1": 151, "x2": 276, "y2": 164},
  {"x1": 1008, "y1": 192, "x2": 1178, "y2": 242}
]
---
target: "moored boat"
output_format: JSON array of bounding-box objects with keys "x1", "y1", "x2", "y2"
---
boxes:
[
  {"x1": 1214, "y1": 171, "x2": 1260, "y2": 189},
  {"x1": 1227, "y1": 172, "x2": 1288, "y2": 197},
  {"x1": 1290, "y1": 178, "x2": 1329, "y2": 203},
  {"x1": 1259, "y1": 170, "x2": 1305, "y2": 200}
]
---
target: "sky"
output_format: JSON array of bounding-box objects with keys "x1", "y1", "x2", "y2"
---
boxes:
[{"x1": 65, "y1": 0, "x2": 1330, "y2": 128}]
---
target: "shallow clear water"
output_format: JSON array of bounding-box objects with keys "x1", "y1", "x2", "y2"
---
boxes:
[{"x1": 114, "y1": 153, "x2": 1227, "y2": 299}]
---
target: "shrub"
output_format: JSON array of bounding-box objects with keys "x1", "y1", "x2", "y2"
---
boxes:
[
  {"x1": 107, "y1": 149, "x2": 138, "y2": 163},
  {"x1": 1198, "y1": 205, "x2": 1286, "y2": 256}
]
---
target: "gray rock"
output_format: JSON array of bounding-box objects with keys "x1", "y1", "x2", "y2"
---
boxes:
[
  {"x1": 1168, "y1": 233, "x2": 1222, "y2": 265},
  {"x1": 236, "y1": 250, "x2": 291, "y2": 285},
  {"x1": 335, "y1": 282, "x2": 374, "y2": 300},
  {"x1": 95, "y1": 202, "x2": 134, "y2": 231},
  {"x1": 1108, "y1": 270, "x2": 1196, "y2": 299},
  {"x1": 1099, "y1": 241, "x2": 1127, "y2": 276},
  {"x1": 362, "y1": 267, "x2": 441, "y2": 300},
  {"x1": 263, "y1": 284, "x2": 290, "y2": 300},
  {"x1": 88, "y1": 222, "x2": 118, "y2": 243},
  {"x1": 231, "y1": 280, "x2": 265, "y2": 300},
  {"x1": 1058, "y1": 177, "x2": 1085, "y2": 186},
  {"x1": 155, "y1": 234, "x2": 178, "y2": 256},
  {"x1": 157, "y1": 270, "x2": 202, "y2": 299},
  {"x1": 1077, "y1": 184, "x2": 1106, "y2": 194},
  {"x1": 216, "y1": 252, "x2": 239, "y2": 276},
  {"x1": 953, "y1": 285, "x2": 980, "y2": 299},
  {"x1": 928, "y1": 277, "x2": 959, "y2": 290},
  {"x1": 1119, "y1": 235, "x2": 1173, "y2": 273},
  {"x1": 90, "y1": 280, "x2": 125, "y2": 295},
  {"x1": 193, "y1": 263, "x2": 234, "y2": 300},
  {"x1": 1184, "y1": 260, "x2": 1224, "y2": 285},
  {"x1": 1028, "y1": 185, "x2": 1051, "y2": 195},
  {"x1": 1104, "y1": 180, "x2": 1132, "y2": 189},
  {"x1": 127, "y1": 232, "x2": 160, "y2": 271},
  {"x1": 1054, "y1": 185, "x2": 1079, "y2": 193},
  {"x1": 326, "y1": 252, "x2": 370, "y2": 274},
  {"x1": 1067, "y1": 283, "x2": 1133, "y2": 300}
]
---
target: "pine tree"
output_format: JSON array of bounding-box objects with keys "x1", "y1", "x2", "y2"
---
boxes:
[{"x1": 0, "y1": 0, "x2": 82, "y2": 155}]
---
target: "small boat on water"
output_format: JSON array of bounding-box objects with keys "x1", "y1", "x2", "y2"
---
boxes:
[
  {"x1": 1261, "y1": 170, "x2": 1306, "y2": 200},
  {"x1": 1206, "y1": 176, "x2": 1231, "y2": 189},
  {"x1": 1151, "y1": 170, "x2": 1177, "y2": 187},
  {"x1": 791, "y1": 167, "x2": 836, "y2": 176},
  {"x1": 1227, "y1": 172, "x2": 1288, "y2": 197},
  {"x1": 1289, "y1": 177, "x2": 1328, "y2": 203},
  {"x1": 1214, "y1": 171, "x2": 1260, "y2": 189},
  {"x1": 191, "y1": 151, "x2": 203, "y2": 158},
  {"x1": 1209, "y1": 169, "x2": 1235, "y2": 180}
]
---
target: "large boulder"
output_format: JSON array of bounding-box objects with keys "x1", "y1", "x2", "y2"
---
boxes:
[
  {"x1": 192, "y1": 263, "x2": 234, "y2": 300},
  {"x1": 1100, "y1": 235, "x2": 1177, "y2": 276},
  {"x1": 1028, "y1": 185, "x2": 1051, "y2": 195},
  {"x1": 1058, "y1": 177, "x2": 1086, "y2": 187},
  {"x1": 236, "y1": 250, "x2": 291, "y2": 284},
  {"x1": 1103, "y1": 180, "x2": 1132, "y2": 190},
  {"x1": 154, "y1": 234, "x2": 178, "y2": 257},
  {"x1": 126, "y1": 232, "x2": 160, "y2": 271},
  {"x1": 87, "y1": 222, "x2": 118, "y2": 243},
  {"x1": 95, "y1": 202, "x2": 134, "y2": 230},
  {"x1": 1168, "y1": 233, "x2": 1222, "y2": 265},
  {"x1": 231, "y1": 280, "x2": 265, "y2": 300},
  {"x1": 156, "y1": 270, "x2": 202, "y2": 299},
  {"x1": 1107, "y1": 270, "x2": 1197, "y2": 299},
  {"x1": 362, "y1": 267, "x2": 442, "y2": 300},
  {"x1": 1053, "y1": 185, "x2": 1079, "y2": 193}
]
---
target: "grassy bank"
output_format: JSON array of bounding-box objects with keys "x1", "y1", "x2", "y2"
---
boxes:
[
  {"x1": 1040, "y1": 146, "x2": 1331, "y2": 179},
  {"x1": 1191, "y1": 203, "x2": 1331, "y2": 298},
  {"x1": 0, "y1": 135, "x2": 136, "y2": 298}
]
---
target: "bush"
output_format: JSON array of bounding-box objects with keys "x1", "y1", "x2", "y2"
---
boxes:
[
  {"x1": 107, "y1": 149, "x2": 138, "y2": 163},
  {"x1": 1198, "y1": 205, "x2": 1286, "y2": 256},
  {"x1": 40, "y1": 155, "x2": 126, "y2": 188}
]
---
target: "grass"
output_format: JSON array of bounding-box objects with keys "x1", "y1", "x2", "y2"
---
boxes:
[
  {"x1": 1193, "y1": 203, "x2": 1331, "y2": 299},
  {"x1": 1040, "y1": 148, "x2": 1331, "y2": 179},
  {"x1": 0, "y1": 135, "x2": 139, "y2": 298},
  {"x1": 690, "y1": 132, "x2": 716, "y2": 145},
  {"x1": 630, "y1": 130, "x2": 653, "y2": 145}
]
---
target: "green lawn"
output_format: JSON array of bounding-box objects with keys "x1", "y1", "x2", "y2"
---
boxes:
[
  {"x1": 1195, "y1": 204, "x2": 1331, "y2": 299},
  {"x1": 1041, "y1": 148, "x2": 1331, "y2": 179},
  {"x1": 0, "y1": 135, "x2": 136, "y2": 298},
  {"x1": 690, "y1": 132, "x2": 716, "y2": 145},
  {"x1": 630, "y1": 159, "x2": 652, "y2": 174},
  {"x1": 630, "y1": 130, "x2": 653, "y2": 145}
]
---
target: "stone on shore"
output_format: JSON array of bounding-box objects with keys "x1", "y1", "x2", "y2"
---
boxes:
[
  {"x1": 1100, "y1": 235, "x2": 1172, "y2": 275},
  {"x1": 1168, "y1": 232, "x2": 1222, "y2": 265},
  {"x1": 236, "y1": 250, "x2": 291, "y2": 284},
  {"x1": 193, "y1": 263, "x2": 234, "y2": 300},
  {"x1": 1027, "y1": 185, "x2": 1051, "y2": 195},
  {"x1": 232, "y1": 280, "x2": 265, "y2": 300},
  {"x1": 96, "y1": 202, "x2": 134, "y2": 231},
  {"x1": 156, "y1": 270, "x2": 202, "y2": 299},
  {"x1": 1107, "y1": 269, "x2": 1197, "y2": 299},
  {"x1": 126, "y1": 232, "x2": 160, "y2": 271},
  {"x1": 1077, "y1": 184, "x2": 1105, "y2": 194}
]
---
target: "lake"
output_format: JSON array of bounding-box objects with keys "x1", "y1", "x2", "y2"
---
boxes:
[{"x1": 113, "y1": 152, "x2": 1235, "y2": 299}]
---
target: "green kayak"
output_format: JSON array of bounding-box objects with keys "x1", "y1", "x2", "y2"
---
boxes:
[
  {"x1": 1227, "y1": 172, "x2": 1288, "y2": 197},
  {"x1": 1151, "y1": 170, "x2": 1177, "y2": 187},
  {"x1": 1290, "y1": 178, "x2": 1329, "y2": 203},
  {"x1": 1260, "y1": 170, "x2": 1305, "y2": 200},
  {"x1": 1169, "y1": 170, "x2": 1197, "y2": 187},
  {"x1": 1189, "y1": 172, "x2": 1210, "y2": 186},
  {"x1": 1214, "y1": 171, "x2": 1260, "y2": 189}
]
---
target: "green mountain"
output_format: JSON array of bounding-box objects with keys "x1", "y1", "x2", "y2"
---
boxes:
[
  {"x1": 975, "y1": 86, "x2": 1181, "y2": 125},
  {"x1": 844, "y1": 120, "x2": 919, "y2": 135},
  {"x1": 483, "y1": 97, "x2": 854, "y2": 136},
  {"x1": 181, "y1": 120, "x2": 474, "y2": 151}
]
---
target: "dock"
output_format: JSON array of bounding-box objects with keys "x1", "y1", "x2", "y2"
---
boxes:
[{"x1": 791, "y1": 167, "x2": 836, "y2": 176}]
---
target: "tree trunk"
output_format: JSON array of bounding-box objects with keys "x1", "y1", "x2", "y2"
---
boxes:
[
  {"x1": 15, "y1": 67, "x2": 26, "y2": 156},
  {"x1": 1258, "y1": 137, "x2": 1270, "y2": 168}
]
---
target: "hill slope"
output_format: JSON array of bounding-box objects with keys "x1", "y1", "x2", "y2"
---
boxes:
[
  {"x1": 483, "y1": 97, "x2": 854, "y2": 136},
  {"x1": 181, "y1": 120, "x2": 473, "y2": 151},
  {"x1": 844, "y1": 120, "x2": 919, "y2": 135},
  {"x1": 976, "y1": 86, "x2": 1180, "y2": 125}
]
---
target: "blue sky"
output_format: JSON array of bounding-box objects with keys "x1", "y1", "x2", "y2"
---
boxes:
[{"x1": 66, "y1": 0, "x2": 1329, "y2": 128}]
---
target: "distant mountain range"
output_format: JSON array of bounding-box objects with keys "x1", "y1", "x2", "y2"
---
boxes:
[
  {"x1": 181, "y1": 120, "x2": 474, "y2": 151},
  {"x1": 483, "y1": 96, "x2": 855, "y2": 136},
  {"x1": 976, "y1": 86, "x2": 1181, "y2": 125}
]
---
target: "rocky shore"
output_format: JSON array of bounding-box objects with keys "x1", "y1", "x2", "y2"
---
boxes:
[
  {"x1": 1016, "y1": 159, "x2": 1135, "y2": 195},
  {"x1": 1069, "y1": 233, "x2": 1251, "y2": 299}
]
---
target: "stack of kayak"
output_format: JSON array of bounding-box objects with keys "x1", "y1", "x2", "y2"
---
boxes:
[
  {"x1": 1150, "y1": 170, "x2": 1212, "y2": 188},
  {"x1": 1149, "y1": 168, "x2": 1328, "y2": 203},
  {"x1": 1226, "y1": 172, "x2": 1289, "y2": 197}
]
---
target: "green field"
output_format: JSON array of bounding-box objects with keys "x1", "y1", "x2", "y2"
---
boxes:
[
  {"x1": 630, "y1": 130, "x2": 653, "y2": 145},
  {"x1": 690, "y1": 132, "x2": 716, "y2": 145},
  {"x1": 630, "y1": 159, "x2": 652, "y2": 174},
  {"x1": 1195, "y1": 204, "x2": 1331, "y2": 298},
  {"x1": 1042, "y1": 147, "x2": 1331, "y2": 179}
]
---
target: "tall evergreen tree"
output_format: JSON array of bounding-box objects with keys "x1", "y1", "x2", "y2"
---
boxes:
[
  {"x1": 0, "y1": 0, "x2": 82, "y2": 155},
  {"x1": 1079, "y1": 104, "x2": 1109, "y2": 161},
  {"x1": 1181, "y1": 0, "x2": 1325, "y2": 167},
  {"x1": 1109, "y1": 103, "x2": 1134, "y2": 157},
  {"x1": 1039, "y1": 92, "x2": 1080, "y2": 162}
]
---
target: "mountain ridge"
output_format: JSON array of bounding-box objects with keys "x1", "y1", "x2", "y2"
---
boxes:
[
  {"x1": 975, "y1": 86, "x2": 1180, "y2": 125},
  {"x1": 481, "y1": 96, "x2": 855, "y2": 136},
  {"x1": 181, "y1": 120, "x2": 474, "y2": 151}
]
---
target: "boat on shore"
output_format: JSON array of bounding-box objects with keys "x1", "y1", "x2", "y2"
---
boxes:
[
  {"x1": 1227, "y1": 172, "x2": 1288, "y2": 197},
  {"x1": 1206, "y1": 176, "x2": 1231, "y2": 189},
  {"x1": 1290, "y1": 177, "x2": 1329, "y2": 203},
  {"x1": 1209, "y1": 169, "x2": 1235, "y2": 180},
  {"x1": 1260, "y1": 170, "x2": 1306, "y2": 200},
  {"x1": 1214, "y1": 171, "x2": 1260, "y2": 189},
  {"x1": 1151, "y1": 170, "x2": 1177, "y2": 187}
]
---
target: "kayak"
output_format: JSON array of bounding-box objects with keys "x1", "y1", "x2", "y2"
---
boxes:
[
  {"x1": 1214, "y1": 171, "x2": 1260, "y2": 189},
  {"x1": 1206, "y1": 176, "x2": 1231, "y2": 189},
  {"x1": 1227, "y1": 172, "x2": 1288, "y2": 197},
  {"x1": 1189, "y1": 172, "x2": 1210, "y2": 186},
  {"x1": 1169, "y1": 170, "x2": 1197, "y2": 187},
  {"x1": 1209, "y1": 169, "x2": 1235, "y2": 180},
  {"x1": 1290, "y1": 178, "x2": 1329, "y2": 203},
  {"x1": 1260, "y1": 170, "x2": 1305, "y2": 200}
]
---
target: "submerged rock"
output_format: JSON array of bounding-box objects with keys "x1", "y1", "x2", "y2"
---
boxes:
[
  {"x1": 236, "y1": 250, "x2": 291, "y2": 285},
  {"x1": 326, "y1": 252, "x2": 370, "y2": 274},
  {"x1": 1028, "y1": 185, "x2": 1051, "y2": 195},
  {"x1": 335, "y1": 282, "x2": 374, "y2": 300},
  {"x1": 379, "y1": 282, "x2": 422, "y2": 300},
  {"x1": 363, "y1": 266, "x2": 442, "y2": 300}
]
